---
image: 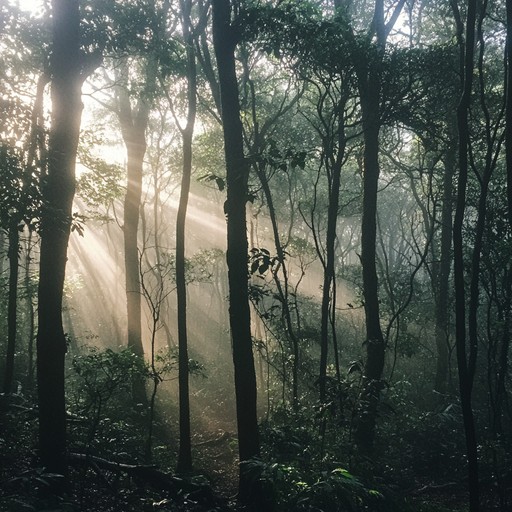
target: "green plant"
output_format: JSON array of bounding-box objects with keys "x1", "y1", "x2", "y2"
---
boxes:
[
  {"x1": 68, "y1": 345, "x2": 149, "y2": 453},
  {"x1": 242, "y1": 459, "x2": 383, "y2": 512}
]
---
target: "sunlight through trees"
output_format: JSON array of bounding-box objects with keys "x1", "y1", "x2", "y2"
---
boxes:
[{"x1": 1, "y1": 1, "x2": 512, "y2": 511}]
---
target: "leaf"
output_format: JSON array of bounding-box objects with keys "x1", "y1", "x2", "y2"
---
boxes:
[
  {"x1": 332, "y1": 468, "x2": 353, "y2": 478},
  {"x1": 259, "y1": 261, "x2": 269, "y2": 274},
  {"x1": 215, "y1": 177, "x2": 225, "y2": 191},
  {"x1": 348, "y1": 360, "x2": 363, "y2": 374},
  {"x1": 250, "y1": 260, "x2": 260, "y2": 275}
]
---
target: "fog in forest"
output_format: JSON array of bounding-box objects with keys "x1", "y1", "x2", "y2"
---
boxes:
[{"x1": 1, "y1": 0, "x2": 512, "y2": 511}]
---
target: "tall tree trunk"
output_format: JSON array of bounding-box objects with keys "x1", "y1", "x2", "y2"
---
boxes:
[
  {"x1": 452, "y1": 0, "x2": 480, "y2": 508},
  {"x1": 117, "y1": 60, "x2": 155, "y2": 406},
  {"x1": 37, "y1": 0, "x2": 83, "y2": 476},
  {"x1": 3, "y1": 218, "x2": 19, "y2": 395},
  {"x1": 319, "y1": 102, "x2": 347, "y2": 405},
  {"x1": 354, "y1": 99, "x2": 386, "y2": 452},
  {"x1": 25, "y1": 231, "x2": 36, "y2": 389},
  {"x1": 507, "y1": 0, "x2": 512, "y2": 228},
  {"x1": 0, "y1": 230, "x2": 4, "y2": 276},
  {"x1": 434, "y1": 138, "x2": 456, "y2": 394},
  {"x1": 176, "y1": 0, "x2": 197, "y2": 475},
  {"x1": 353, "y1": 1, "x2": 387, "y2": 451},
  {"x1": 255, "y1": 165, "x2": 300, "y2": 407},
  {"x1": 212, "y1": 0, "x2": 260, "y2": 502},
  {"x1": 352, "y1": 0, "x2": 405, "y2": 453}
]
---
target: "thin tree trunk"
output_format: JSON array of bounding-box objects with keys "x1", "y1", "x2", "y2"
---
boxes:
[
  {"x1": 212, "y1": 0, "x2": 260, "y2": 502},
  {"x1": 176, "y1": 0, "x2": 197, "y2": 475},
  {"x1": 506, "y1": 0, "x2": 512, "y2": 228},
  {"x1": 240, "y1": 51, "x2": 302, "y2": 409},
  {"x1": 319, "y1": 102, "x2": 346, "y2": 405},
  {"x1": 3, "y1": 219, "x2": 19, "y2": 395},
  {"x1": 255, "y1": 166, "x2": 300, "y2": 407},
  {"x1": 25, "y1": 231, "x2": 36, "y2": 388},
  {"x1": 434, "y1": 139, "x2": 456, "y2": 394}
]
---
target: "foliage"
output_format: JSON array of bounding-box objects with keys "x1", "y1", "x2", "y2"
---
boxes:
[
  {"x1": 71, "y1": 346, "x2": 148, "y2": 407},
  {"x1": 76, "y1": 131, "x2": 125, "y2": 216},
  {"x1": 242, "y1": 458, "x2": 384, "y2": 512},
  {"x1": 0, "y1": 145, "x2": 41, "y2": 231},
  {"x1": 68, "y1": 346, "x2": 150, "y2": 457},
  {"x1": 382, "y1": 386, "x2": 465, "y2": 478},
  {"x1": 2, "y1": 0, "x2": 512, "y2": 510}
]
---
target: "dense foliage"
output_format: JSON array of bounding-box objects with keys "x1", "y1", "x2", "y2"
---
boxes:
[{"x1": 1, "y1": 0, "x2": 511, "y2": 511}]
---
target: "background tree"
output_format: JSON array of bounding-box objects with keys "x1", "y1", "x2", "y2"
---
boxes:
[{"x1": 116, "y1": 53, "x2": 156, "y2": 405}]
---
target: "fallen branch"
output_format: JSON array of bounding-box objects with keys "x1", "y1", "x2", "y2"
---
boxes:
[
  {"x1": 412, "y1": 481, "x2": 459, "y2": 495},
  {"x1": 68, "y1": 452, "x2": 220, "y2": 506},
  {"x1": 69, "y1": 453, "x2": 182, "y2": 494}
]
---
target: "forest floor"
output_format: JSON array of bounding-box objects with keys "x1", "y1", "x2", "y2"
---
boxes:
[
  {"x1": 1, "y1": 395, "x2": 507, "y2": 511},
  {"x1": 192, "y1": 428, "x2": 239, "y2": 498}
]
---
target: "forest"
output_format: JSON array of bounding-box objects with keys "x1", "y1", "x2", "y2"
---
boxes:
[{"x1": 0, "y1": 0, "x2": 511, "y2": 510}]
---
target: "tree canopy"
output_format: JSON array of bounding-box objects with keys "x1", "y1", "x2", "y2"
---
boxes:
[{"x1": 1, "y1": 1, "x2": 511, "y2": 511}]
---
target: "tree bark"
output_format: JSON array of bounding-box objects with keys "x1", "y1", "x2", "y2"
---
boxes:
[
  {"x1": 212, "y1": 0, "x2": 260, "y2": 502},
  {"x1": 451, "y1": 0, "x2": 480, "y2": 508},
  {"x1": 3, "y1": 218, "x2": 19, "y2": 395},
  {"x1": 352, "y1": 1, "x2": 387, "y2": 452},
  {"x1": 25, "y1": 231, "x2": 36, "y2": 388},
  {"x1": 506, "y1": 0, "x2": 512, "y2": 229},
  {"x1": 176, "y1": 0, "x2": 197, "y2": 475},
  {"x1": 434, "y1": 138, "x2": 456, "y2": 394},
  {"x1": 319, "y1": 100, "x2": 347, "y2": 405},
  {"x1": 117, "y1": 59, "x2": 155, "y2": 406},
  {"x1": 351, "y1": 0, "x2": 405, "y2": 453},
  {"x1": 354, "y1": 101, "x2": 386, "y2": 452},
  {"x1": 37, "y1": 0, "x2": 83, "y2": 476}
]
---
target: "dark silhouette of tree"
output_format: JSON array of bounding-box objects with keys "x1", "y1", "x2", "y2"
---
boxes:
[
  {"x1": 3, "y1": 216, "x2": 19, "y2": 395},
  {"x1": 0, "y1": 148, "x2": 24, "y2": 396},
  {"x1": 451, "y1": 0, "x2": 480, "y2": 509},
  {"x1": 507, "y1": 0, "x2": 512, "y2": 229},
  {"x1": 212, "y1": 0, "x2": 260, "y2": 502},
  {"x1": 433, "y1": 136, "x2": 455, "y2": 394},
  {"x1": 175, "y1": 0, "x2": 197, "y2": 475},
  {"x1": 349, "y1": 0, "x2": 407, "y2": 452},
  {"x1": 36, "y1": 0, "x2": 85, "y2": 476}
]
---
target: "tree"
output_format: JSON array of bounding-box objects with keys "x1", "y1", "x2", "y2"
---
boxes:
[
  {"x1": 116, "y1": 55, "x2": 156, "y2": 406},
  {"x1": 0, "y1": 149, "x2": 23, "y2": 396},
  {"x1": 0, "y1": 11, "x2": 47, "y2": 395},
  {"x1": 451, "y1": 0, "x2": 480, "y2": 508},
  {"x1": 175, "y1": 0, "x2": 197, "y2": 474},
  {"x1": 36, "y1": 0, "x2": 86, "y2": 476},
  {"x1": 347, "y1": 0, "x2": 407, "y2": 452},
  {"x1": 507, "y1": 0, "x2": 512, "y2": 229},
  {"x1": 87, "y1": 0, "x2": 169, "y2": 406},
  {"x1": 212, "y1": 0, "x2": 260, "y2": 502}
]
